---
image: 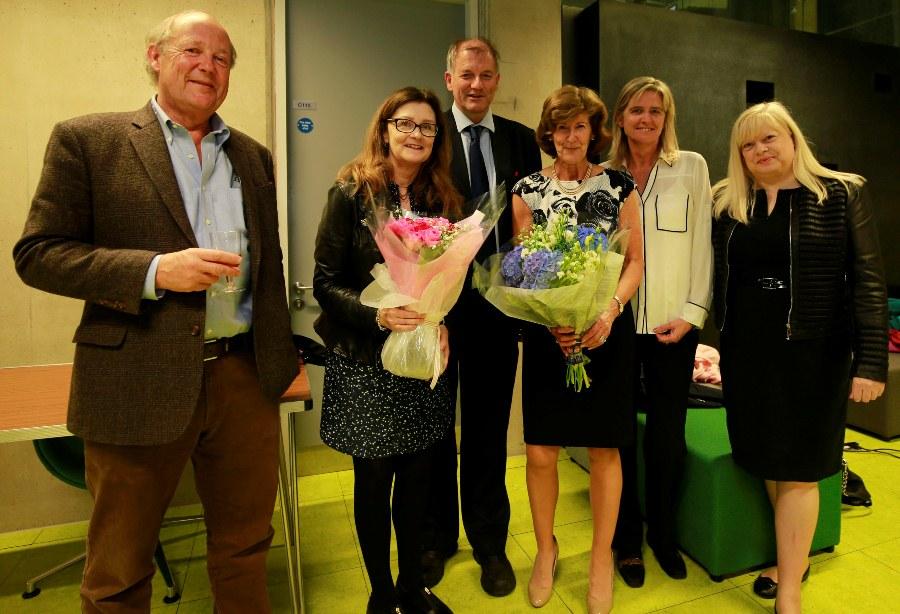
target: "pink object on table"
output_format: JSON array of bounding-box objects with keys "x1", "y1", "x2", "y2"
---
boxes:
[{"x1": 693, "y1": 344, "x2": 722, "y2": 384}]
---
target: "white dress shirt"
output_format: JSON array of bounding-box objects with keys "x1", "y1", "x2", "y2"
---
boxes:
[
  {"x1": 611, "y1": 150, "x2": 713, "y2": 334},
  {"x1": 451, "y1": 103, "x2": 497, "y2": 194}
]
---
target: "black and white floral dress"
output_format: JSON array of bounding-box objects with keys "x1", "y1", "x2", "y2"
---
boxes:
[{"x1": 512, "y1": 170, "x2": 636, "y2": 447}]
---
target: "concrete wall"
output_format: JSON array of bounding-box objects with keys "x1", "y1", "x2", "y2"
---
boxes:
[
  {"x1": 483, "y1": 0, "x2": 562, "y2": 455},
  {"x1": 485, "y1": 0, "x2": 562, "y2": 136},
  {"x1": 592, "y1": 0, "x2": 900, "y2": 287},
  {"x1": 0, "y1": 0, "x2": 270, "y2": 533}
]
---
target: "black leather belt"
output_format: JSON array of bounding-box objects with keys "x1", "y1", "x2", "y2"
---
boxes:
[
  {"x1": 757, "y1": 277, "x2": 787, "y2": 290},
  {"x1": 203, "y1": 332, "x2": 253, "y2": 361}
]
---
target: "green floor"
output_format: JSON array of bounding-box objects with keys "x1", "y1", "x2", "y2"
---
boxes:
[{"x1": 1, "y1": 428, "x2": 898, "y2": 613}]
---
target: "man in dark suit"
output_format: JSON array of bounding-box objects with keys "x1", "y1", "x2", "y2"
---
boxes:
[
  {"x1": 422, "y1": 37, "x2": 542, "y2": 597},
  {"x1": 13, "y1": 11, "x2": 297, "y2": 613}
]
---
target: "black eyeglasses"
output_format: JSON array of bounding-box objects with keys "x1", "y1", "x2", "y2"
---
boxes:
[{"x1": 386, "y1": 118, "x2": 439, "y2": 138}]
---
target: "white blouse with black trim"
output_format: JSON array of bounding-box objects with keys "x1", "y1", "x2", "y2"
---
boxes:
[{"x1": 610, "y1": 150, "x2": 713, "y2": 335}]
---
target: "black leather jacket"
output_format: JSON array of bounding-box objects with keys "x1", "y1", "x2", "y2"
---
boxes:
[
  {"x1": 313, "y1": 182, "x2": 389, "y2": 365},
  {"x1": 713, "y1": 180, "x2": 888, "y2": 382}
]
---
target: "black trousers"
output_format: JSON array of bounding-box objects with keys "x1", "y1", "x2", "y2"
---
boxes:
[
  {"x1": 423, "y1": 288, "x2": 519, "y2": 556},
  {"x1": 353, "y1": 445, "x2": 435, "y2": 600},
  {"x1": 613, "y1": 330, "x2": 699, "y2": 554}
]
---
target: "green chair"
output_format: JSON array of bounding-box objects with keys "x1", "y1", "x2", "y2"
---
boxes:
[
  {"x1": 635, "y1": 408, "x2": 841, "y2": 580},
  {"x1": 22, "y1": 436, "x2": 197, "y2": 604}
]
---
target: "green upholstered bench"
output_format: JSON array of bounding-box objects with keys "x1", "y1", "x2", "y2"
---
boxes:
[{"x1": 635, "y1": 407, "x2": 841, "y2": 580}]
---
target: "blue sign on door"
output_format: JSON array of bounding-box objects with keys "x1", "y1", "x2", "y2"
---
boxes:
[{"x1": 297, "y1": 117, "x2": 314, "y2": 133}]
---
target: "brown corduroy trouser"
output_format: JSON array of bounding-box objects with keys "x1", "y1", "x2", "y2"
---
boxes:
[{"x1": 81, "y1": 350, "x2": 280, "y2": 613}]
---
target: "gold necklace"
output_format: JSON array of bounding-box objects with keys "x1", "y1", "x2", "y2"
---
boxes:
[{"x1": 552, "y1": 162, "x2": 592, "y2": 195}]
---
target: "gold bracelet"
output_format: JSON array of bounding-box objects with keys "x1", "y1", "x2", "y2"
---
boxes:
[
  {"x1": 612, "y1": 295, "x2": 624, "y2": 315},
  {"x1": 375, "y1": 309, "x2": 387, "y2": 331}
]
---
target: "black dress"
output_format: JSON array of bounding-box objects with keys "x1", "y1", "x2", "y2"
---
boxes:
[
  {"x1": 720, "y1": 188, "x2": 851, "y2": 481},
  {"x1": 513, "y1": 170, "x2": 636, "y2": 447}
]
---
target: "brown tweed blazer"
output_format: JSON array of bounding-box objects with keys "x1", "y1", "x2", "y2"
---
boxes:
[{"x1": 14, "y1": 103, "x2": 298, "y2": 445}]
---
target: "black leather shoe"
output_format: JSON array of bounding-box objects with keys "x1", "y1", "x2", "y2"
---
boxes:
[
  {"x1": 367, "y1": 603, "x2": 404, "y2": 614},
  {"x1": 366, "y1": 592, "x2": 404, "y2": 614},
  {"x1": 473, "y1": 551, "x2": 516, "y2": 597},
  {"x1": 421, "y1": 546, "x2": 457, "y2": 588},
  {"x1": 753, "y1": 565, "x2": 810, "y2": 599},
  {"x1": 616, "y1": 553, "x2": 645, "y2": 588},
  {"x1": 396, "y1": 584, "x2": 453, "y2": 614},
  {"x1": 753, "y1": 574, "x2": 777, "y2": 600},
  {"x1": 652, "y1": 547, "x2": 687, "y2": 579}
]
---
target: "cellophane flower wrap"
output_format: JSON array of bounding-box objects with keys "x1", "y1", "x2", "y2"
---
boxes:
[
  {"x1": 360, "y1": 185, "x2": 506, "y2": 387},
  {"x1": 473, "y1": 214, "x2": 626, "y2": 391}
]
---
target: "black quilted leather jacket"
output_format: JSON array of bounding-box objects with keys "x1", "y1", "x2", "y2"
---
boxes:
[
  {"x1": 313, "y1": 182, "x2": 390, "y2": 365},
  {"x1": 313, "y1": 181, "x2": 449, "y2": 365},
  {"x1": 713, "y1": 180, "x2": 888, "y2": 381}
]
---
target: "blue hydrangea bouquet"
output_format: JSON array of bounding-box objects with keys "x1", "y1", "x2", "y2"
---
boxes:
[{"x1": 473, "y1": 215, "x2": 625, "y2": 391}]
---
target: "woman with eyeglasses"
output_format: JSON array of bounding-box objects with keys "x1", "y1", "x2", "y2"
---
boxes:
[
  {"x1": 713, "y1": 101, "x2": 887, "y2": 614},
  {"x1": 313, "y1": 86, "x2": 461, "y2": 614}
]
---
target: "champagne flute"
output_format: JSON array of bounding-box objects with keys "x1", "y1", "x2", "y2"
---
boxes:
[{"x1": 210, "y1": 229, "x2": 243, "y2": 293}]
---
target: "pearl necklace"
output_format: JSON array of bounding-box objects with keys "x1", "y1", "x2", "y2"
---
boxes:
[{"x1": 552, "y1": 162, "x2": 592, "y2": 195}]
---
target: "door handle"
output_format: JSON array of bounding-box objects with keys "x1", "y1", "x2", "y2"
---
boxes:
[{"x1": 292, "y1": 282, "x2": 313, "y2": 310}]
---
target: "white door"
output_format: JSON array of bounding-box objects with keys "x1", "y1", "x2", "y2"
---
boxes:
[{"x1": 282, "y1": 0, "x2": 465, "y2": 446}]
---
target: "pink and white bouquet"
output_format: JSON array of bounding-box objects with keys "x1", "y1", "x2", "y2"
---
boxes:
[
  {"x1": 360, "y1": 186, "x2": 506, "y2": 387},
  {"x1": 385, "y1": 216, "x2": 462, "y2": 263}
]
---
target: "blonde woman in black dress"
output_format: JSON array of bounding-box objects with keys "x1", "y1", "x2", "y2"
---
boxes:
[{"x1": 712, "y1": 101, "x2": 887, "y2": 614}]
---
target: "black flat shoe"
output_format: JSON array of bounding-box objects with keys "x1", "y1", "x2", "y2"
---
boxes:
[
  {"x1": 616, "y1": 553, "x2": 645, "y2": 588},
  {"x1": 652, "y1": 547, "x2": 687, "y2": 580},
  {"x1": 421, "y1": 546, "x2": 457, "y2": 588},
  {"x1": 396, "y1": 584, "x2": 452, "y2": 614},
  {"x1": 367, "y1": 603, "x2": 404, "y2": 614},
  {"x1": 753, "y1": 574, "x2": 778, "y2": 599},
  {"x1": 753, "y1": 565, "x2": 811, "y2": 599},
  {"x1": 366, "y1": 592, "x2": 404, "y2": 614},
  {"x1": 473, "y1": 551, "x2": 517, "y2": 597}
]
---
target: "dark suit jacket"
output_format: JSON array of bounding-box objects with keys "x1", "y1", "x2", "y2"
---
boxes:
[
  {"x1": 445, "y1": 110, "x2": 542, "y2": 260},
  {"x1": 14, "y1": 103, "x2": 298, "y2": 446}
]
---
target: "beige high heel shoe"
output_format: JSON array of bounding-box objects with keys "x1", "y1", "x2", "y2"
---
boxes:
[
  {"x1": 528, "y1": 536, "x2": 559, "y2": 608},
  {"x1": 586, "y1": 555, "x2": 614, "y2": 614}
]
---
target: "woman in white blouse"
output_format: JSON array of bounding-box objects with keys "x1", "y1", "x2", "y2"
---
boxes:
[{"x1": 606, "y1": 76, "x2": 713, "y2": 587}]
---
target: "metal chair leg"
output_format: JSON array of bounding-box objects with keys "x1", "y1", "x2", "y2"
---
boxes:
[
  {"x1": 21, "y1": 532, "x2": 196, "y2": 604},
  {"x1": 22, "y1": 551, "x2": 87, "y2": 599},
  {"x1": 155, "y1": 513, "x2": 203, "y2": 603},
  {"x1": 153, "y1": 541, "x2": 181, "y2": 604}
]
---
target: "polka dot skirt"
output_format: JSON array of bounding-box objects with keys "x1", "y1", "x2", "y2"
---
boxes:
[{"x1": 320, "y1": 351, "x2": 452, "y2": 459}]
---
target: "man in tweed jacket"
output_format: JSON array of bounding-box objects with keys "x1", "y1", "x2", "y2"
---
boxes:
[{"x1": 13, "y1": 11, "x2": 297, "y2": 612}]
